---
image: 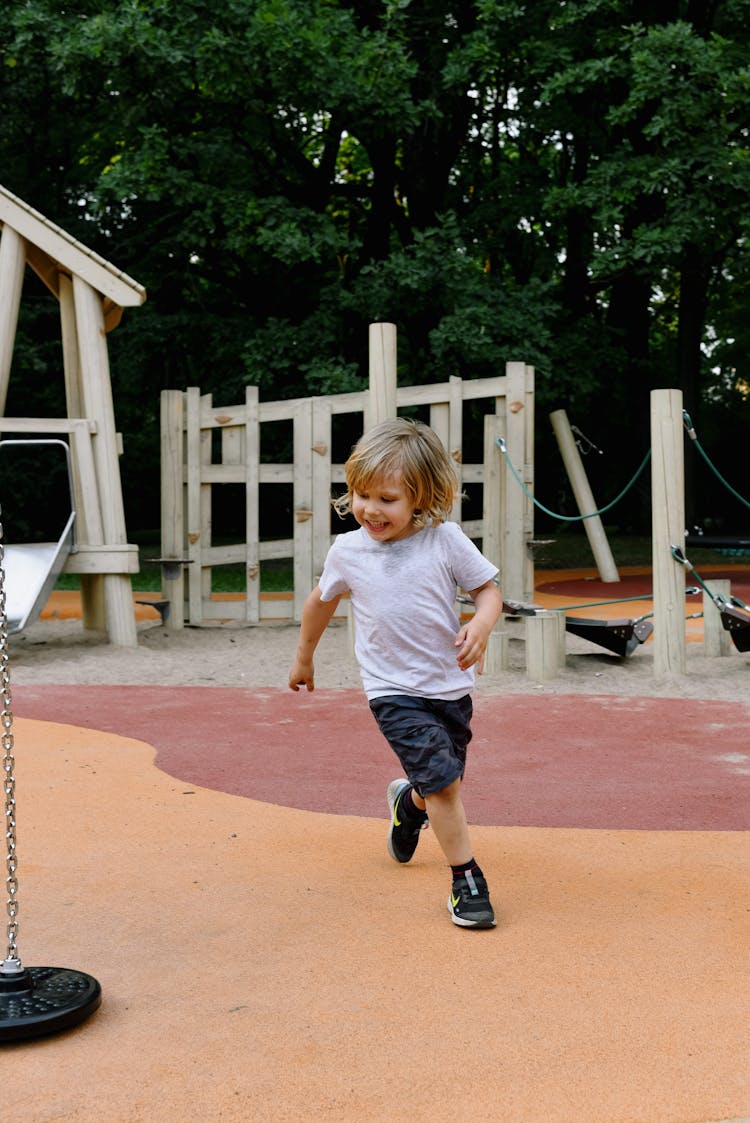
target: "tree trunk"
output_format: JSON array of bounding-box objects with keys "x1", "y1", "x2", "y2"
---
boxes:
[
  {"x1": 677, "y1": 242, "x2": 712, "y2": 526},
  {"x1": 601, "y1": 269, "x2": 654, "y2": 528}
]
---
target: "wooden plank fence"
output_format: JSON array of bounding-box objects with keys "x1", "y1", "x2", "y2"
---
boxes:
[{"x1": 159, "y1": 326, "x2": 534, "y2": 627}]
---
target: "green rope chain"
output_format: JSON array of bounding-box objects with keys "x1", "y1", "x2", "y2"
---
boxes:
[
  {"x1": 495, "y1": 437, "x2": 651, "y2": 523},
  {"x1": 671, "y1": 544, "x2": 748, "y2": 609},
  {"x1": 682, "y1": 412, "x2": 750, "y2": 512},
  {"x1": 497, "y1": 412, "x2": 748, "y2": 525}
]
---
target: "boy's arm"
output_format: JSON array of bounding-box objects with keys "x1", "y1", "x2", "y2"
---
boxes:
[
  {"x1": 454, "y1": 579, "x2": 503, "y2": 672},
  {"x1": 288, "y1": 586, "x2": 342, "y2": 692}
]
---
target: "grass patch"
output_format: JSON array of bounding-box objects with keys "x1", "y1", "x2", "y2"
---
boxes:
[
  {"x1": 534, "y1": 529, "x2": 748, "y2": 570},
  {"x1": 55, "y1": 551, "x2": 294, "y2": 593}
]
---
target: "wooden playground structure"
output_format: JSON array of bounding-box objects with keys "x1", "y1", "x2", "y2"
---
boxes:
[
  {"x1": 0, "y1": 183, "x2": 145, "y2": 646},
  {"x1": 159, "y1": 323, "x2": 535, "y2": 632},
  {"x1": 159, "y1": 334, "x2": 748, "y2": 679},
  {"x1": 1, "y1": 185, "x2": 744, "y2": 675}
]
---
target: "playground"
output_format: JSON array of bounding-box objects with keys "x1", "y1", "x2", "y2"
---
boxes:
[
  {"x1": 1, "y1": 186, "x2": 749, "y2": 1121},
  {"x1": 3, "y1": 588, "x2": 750, "y2": 1122}
]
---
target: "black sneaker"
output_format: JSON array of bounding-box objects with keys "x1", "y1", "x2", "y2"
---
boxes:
[
  {"x1": 447, "y1": 870, "x2": 496, "y2": 928},
  {"x1": 386, "y1": 779, "x2": 428, "y2": 863}
]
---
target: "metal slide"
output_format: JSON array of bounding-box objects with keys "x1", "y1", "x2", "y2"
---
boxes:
[{"x1": 0, "y1": 440, "x2": 76, "y2": 635}]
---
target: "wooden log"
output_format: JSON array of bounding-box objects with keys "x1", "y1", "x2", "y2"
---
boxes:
[
  {"x1": 526, "y1": 610, "x2": 565, "y2": 682},
  {"x1": 184, "y1": 387, "x2": 204, "y2": 624},
  {"x1": 430, "y1": 402, "x2": 449, "y2": 458},
  {"x1": 482, "y1": 413, "x2": 503, "y2": 573},
  {"x1": 483, "y1": 628, "x2": 509, "y2": 674},
  {"x1": 549, "y1": 408, "x2": 620, "y2": 583},
  {"x1": 72, "y1": 275, "x2": 136, "y2": 645},
  {"x1": 293, "y1": 398, "x2": 314, "y2": 621},
  {"x1": 245, "y1": 386, "x2": 260, "y2": 624},
  {"x1": 650, "y1": 389, "x2": 686, "y2": 677},
  {"x1": 312, "y1": 395, "x2": 333, "y2": 580},
  {"x1": 0, "y1": 184, "x2": 145, "y2": 310},
  {"x1": 0, "y1": 224, "x2": 26, "y2": 416},
  {"x1": 703, "y1": 580, "x2": 731, "y2": 658},
  {"x1": 160, "y1": 390, "x2": 186, "y2": 630},
  {"x1": 59, "y1": 274, "x2": 82, "y2": 416},
  {"x1": 367, "y1": 322, "x2": 397, "y2": 429},
  {"x1": 65, "y1": 545, "x2": 139, "y2": 573},
  {"x1": 502, "y1": 361, "x2": 534, "y2": 603}
]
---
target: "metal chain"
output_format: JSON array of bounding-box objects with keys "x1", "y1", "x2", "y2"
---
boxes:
[{"x1": 0, "y1": 505, "x2": 21, "y2": 968}]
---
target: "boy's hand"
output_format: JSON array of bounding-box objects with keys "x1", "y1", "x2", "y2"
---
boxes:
[
  {"x1": 455, "y1": 620, "x2": 491, "y2": 672},
  {"x1": 289, "y1": 657, "x2": 315, "y2": 692},
  {"x1": 456, "y1": 579, "x2": 503, "y2": 672}
]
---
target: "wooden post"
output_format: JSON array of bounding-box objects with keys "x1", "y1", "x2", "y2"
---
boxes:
[
  {"x1": 651, "y1": 389, "x2": 686, "y2": 677},
  {"x1": 160, "y1": 390, "x2": 185, "y2": 629},
  {"x1": 184, "y1": 387, "x2": 204, "y2": 625},
  {"x1": 502, "y1": 361, "x2": 534, "y2": 604},
  {"x1": 367, "y1": 322, "x2": 397, "y2": 429},
  {"x1": 58, "y1": 274, "x2": 88, "y2": 536},
  {"x1": 199, "y1": 394, "x2": 212, "y2": 613},
  {"x1": 293, "y1": 399, "x2": 314, "y2": 621},
  {"x1": 245, "y1": 386, "x2": 260, "y2": 624},
  {"x1": 550, "y1": 409, "x2": 620, "y2": 583},
  {"x1": 526, "y1": 610, "x2": 565, "y2": 681},
  {"x1": 703, "y1": 580, "x2": 731, "y2": 657},
  {"x1": 481, "y1": 414, "x2": 508, "y2": 673},
  {"x1": 59, "y1": 275, "x2": 82, "y2": 415},
  {"x1": 482, "y1": 414, "x2": 503, "y2": 569},
  {"x1": 483, "y1": 628, "x2": 509, "y2": 674},
  {"x1": 346, "y1": 597, "x2": 356, "y2": 657},
  {"x1": 311, "y1": 396, "x2": 333, "y2": 581},
  {"x1": 0, "y1": 224, "x2": 26, "y2": 416},
  {"x1": 523, "y1": 364, "x2": 535, "y2": 602},
  {"x1": 72, "y1": 275, "x2": 137, "y2": 646}
]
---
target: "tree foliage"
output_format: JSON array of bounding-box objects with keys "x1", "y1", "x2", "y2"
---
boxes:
[{"x1": 2, "y1": 0, "x2": 749, "y2": 531}]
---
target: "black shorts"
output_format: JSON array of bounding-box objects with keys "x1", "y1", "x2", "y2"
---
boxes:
[{"x1": 368, "y1": 694, "x2": 473, "y2": 797}]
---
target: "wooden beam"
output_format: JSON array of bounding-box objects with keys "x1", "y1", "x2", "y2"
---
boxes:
[
  {"x1": 73, "y1": 274, "x2": 137, "y2": 645},
  {"x1": 0, "y1": 224, "x2": 26, "y2": 415},
  {"x1": 550, "y1": 408, "x2": 620, "y2": 583},
  {"x1": 651, "y1": 388, "x2": 686, "y2": 677},
  {"x1": 160, "y1": 390, "x2": 186, "y2": 629},
  {"x1": 64, "y1": 545, "x2": 139, "y2": 574},
  {"x1": 367, "y1": 322, "x2": 397, "y2": 428},
  {"x1": 24, "y1": 241, "x2": 60, "y2": 299},
  {"x1": 245, "y1": 385, "x2": 260, "y2": 623},
  {"x1": 0, "y1": 184, "x2": 146, "y2": 310},
  {"x1": 502, "y1": 361, "x2": 533, "y2": 603}
]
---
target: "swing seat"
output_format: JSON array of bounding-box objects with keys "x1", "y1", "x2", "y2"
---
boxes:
[
  {"x1": 684, "y1": 534, "x2": 750, "y2": 550},
  {"x1": 563, "y1": 616, "x2": 654, "y2": 658},
  {"x1": 502, "y1": 600, "x2": 652, "y2": 657},
  {"x1": 719, "y1": 602, "x2": 750, "y2": 652},
  {"x1": 502, "y1": 599, "x2": 538, "y2": 617}
]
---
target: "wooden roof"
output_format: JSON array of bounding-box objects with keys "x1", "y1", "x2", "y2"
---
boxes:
[{"x1": 0, "y1": 183, "x2": 146, "y2": 327}]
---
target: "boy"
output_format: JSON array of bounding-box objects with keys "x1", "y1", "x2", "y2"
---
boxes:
[{"x1": 288, "y1": 417, "x2": 503, "y2": 928}]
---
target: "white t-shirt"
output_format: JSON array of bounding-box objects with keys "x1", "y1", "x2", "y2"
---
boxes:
[{"x1": 318, "y1": 521, "x2": 499, "y2": 701}]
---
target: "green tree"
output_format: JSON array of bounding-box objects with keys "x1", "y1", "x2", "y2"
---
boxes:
[{"x1": 2, "y1": 0, "x2": 749, "y2": 533}]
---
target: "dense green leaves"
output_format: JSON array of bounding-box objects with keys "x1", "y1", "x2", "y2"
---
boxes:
[{"x1": 2, "y1": 0, "x2": 749, "y2": 531}]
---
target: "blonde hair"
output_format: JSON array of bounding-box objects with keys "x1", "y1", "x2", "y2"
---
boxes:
[{"x1": 333, "y1": 417, "x2": 458, "y2": 528}]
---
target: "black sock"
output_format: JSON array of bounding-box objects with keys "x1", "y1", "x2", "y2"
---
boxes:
[
  {"x1": 451, "y1": 859, "x2": 482, "y2": 881},
  {"x1": 404, "y1": 786, "x2": 427, "y2": 821}
]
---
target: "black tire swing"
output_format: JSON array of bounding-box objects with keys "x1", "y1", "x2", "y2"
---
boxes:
[{"x1": 0, "y1": 505, "x2": 101, "y2": 1041}]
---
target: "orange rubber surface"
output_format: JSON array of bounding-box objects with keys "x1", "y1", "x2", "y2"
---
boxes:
[
  {"x1": 2, "y1": 709, "x2": 748, "y2": 1122},
  {"x1": 5, "y1": 567, "x2": 749, "y2": 1121}
]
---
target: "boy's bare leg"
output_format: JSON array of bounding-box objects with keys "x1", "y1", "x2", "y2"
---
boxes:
[
  {"x1": 411, "y1": 778, "x2": 495, "y2": 928},
  {"x1": 417, "y1": 779, "x2": 473, "y2": 866}
]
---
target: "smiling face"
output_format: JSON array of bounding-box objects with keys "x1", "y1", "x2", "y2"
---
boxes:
[{"x1": 351, "y1": 471, "x2": 419, "y2": 543}]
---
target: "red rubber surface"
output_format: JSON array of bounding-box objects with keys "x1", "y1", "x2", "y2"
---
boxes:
[{"x1": 13, "y1": 685, "x2": 750, "y2": 830}]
